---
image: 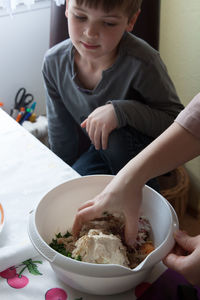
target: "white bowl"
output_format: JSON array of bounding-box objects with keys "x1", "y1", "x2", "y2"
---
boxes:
[{"x1": 28, "y1": 175, "x2": 178, "y2": 295}]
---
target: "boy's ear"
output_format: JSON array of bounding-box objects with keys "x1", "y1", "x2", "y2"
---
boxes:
[
  {"x1": 65, "y1": 0, "x2": 69, "y2": 18},
  {"x1": 126, "y1": 9, "x2": 141, "y2": 32}
]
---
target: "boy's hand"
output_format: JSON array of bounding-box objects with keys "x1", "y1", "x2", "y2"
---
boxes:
[{"x1": 81, "y1": 104, "x2": 117, "y2": 150}]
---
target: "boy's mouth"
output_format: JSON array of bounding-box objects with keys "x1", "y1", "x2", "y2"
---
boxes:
[{"x1": 81, "y1": 41, "x2": 100, "y2": 49}]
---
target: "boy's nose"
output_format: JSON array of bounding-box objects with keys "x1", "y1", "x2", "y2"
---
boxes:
[{"x1": 84, "y1": 24, "x2": 99, "y2": 39}]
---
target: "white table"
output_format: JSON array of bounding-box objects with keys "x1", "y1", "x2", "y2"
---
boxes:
[{"x1": 0, "y1": 108, "x2": 167, "y2": 300}]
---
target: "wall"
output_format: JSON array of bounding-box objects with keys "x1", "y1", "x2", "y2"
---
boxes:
[
  {"x1": 0, "y1": 2, "x2": 50, "y2": 116},
  {"x1": 159, "y1": 0, "x2": 200, "y2": 215}
]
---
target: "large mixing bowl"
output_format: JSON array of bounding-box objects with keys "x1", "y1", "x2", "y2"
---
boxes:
[{"x1": 28, "y1": 175, "x2": 178, "y2": 295}]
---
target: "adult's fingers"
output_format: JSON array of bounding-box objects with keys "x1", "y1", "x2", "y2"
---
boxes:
[
  {"x1": 124, "y1": 212, "x2": 139, "y2": 247},
  {"x1": 77, "y1": 200, "x2": 95, "y2": 212},
  {"x1": 72, "y1": 205, "x2": 102, "y2": 237},
  {"x1": 163, "y1": 251, "x2": 200, "y2": 286},
  {"x1": 163, "y1": 251, "x2": 185, "y2": 268},
  {"x1": 163, "y1": 231, "x2": 200, "y2": 273},
  {"x1": 173, "y1": 230, "x2": 198, "y2": 252}
]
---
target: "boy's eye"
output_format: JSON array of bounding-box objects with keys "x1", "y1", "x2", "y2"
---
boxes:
[
  {"x1": 104, "y1": 22, "x2": 117, "y2": 27},
  {"x1": 74, "y1": 14, "x2": 87, "y2": 21}
]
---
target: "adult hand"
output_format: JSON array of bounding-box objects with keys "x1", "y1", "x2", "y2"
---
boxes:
[
  {"x1": 163, "y1": 230, "x2": 200, "y2": 286},
  {"x1": 72, "y1": 175, "x2": 142, "y2": 247},
  {"x1": 81, "y1": 103, "x2": 118, "y2": 150}
]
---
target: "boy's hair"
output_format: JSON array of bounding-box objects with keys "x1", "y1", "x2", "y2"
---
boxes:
[{"x1": 75, "y1": 0, "x2": 143, "y2": 19}]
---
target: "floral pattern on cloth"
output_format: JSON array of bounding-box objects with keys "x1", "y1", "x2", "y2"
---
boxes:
[
  {"x1": 0, "y1": 259, "x2": 82, "y2": 299},
  {"x1": 0, "y1": 259, "x2": 42, "y2": 289},
  {"x1": 0, "y1": 256, "x2": 161, "y2": 300}
]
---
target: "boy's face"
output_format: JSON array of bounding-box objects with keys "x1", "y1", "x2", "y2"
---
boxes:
[{"x1": 65, "y1": 0, "x2": 139, "y2": 61}]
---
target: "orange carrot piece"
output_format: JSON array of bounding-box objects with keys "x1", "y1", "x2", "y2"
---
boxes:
[{"x1": 140, "y1": 242, "x2": 154, "y2": 255}]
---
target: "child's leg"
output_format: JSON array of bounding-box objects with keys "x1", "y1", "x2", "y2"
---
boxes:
[
  {"x1": 99, "y1": 126, "x2": 153, "y2": 173},
  {"x1": 98, "y1": 126, "x2": 160, "y2": 191},
  {"x1": 72, "y1": 144, "x2": 110, "y2": 175},
  {"x1": 72, "y1": 126, "x2": 159, "y2": 191}
]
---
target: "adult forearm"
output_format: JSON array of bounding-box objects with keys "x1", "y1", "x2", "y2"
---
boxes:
[
  {"x1": 119, "y1": 122, "x2": 200, "y2": 187},
  {"x1": 114, "y1": 94, "x2": 200, "y2": 191}
]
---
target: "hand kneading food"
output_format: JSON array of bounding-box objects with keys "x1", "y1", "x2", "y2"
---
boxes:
[{"x1": 49, "y1": 214, "x2": 154, "y2": 269}]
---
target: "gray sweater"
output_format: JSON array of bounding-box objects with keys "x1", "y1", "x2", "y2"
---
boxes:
[{"x1": 42, "y1": 32, "x2": 184, "y2": 161}]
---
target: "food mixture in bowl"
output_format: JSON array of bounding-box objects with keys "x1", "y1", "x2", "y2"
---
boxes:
[{"x1": 49, "y1": 214, "x2": 154, "y2": 269}]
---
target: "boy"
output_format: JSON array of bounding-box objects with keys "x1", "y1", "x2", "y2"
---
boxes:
[{"x1": 42, "y1": 0, "x2": 184, "y2": 188}]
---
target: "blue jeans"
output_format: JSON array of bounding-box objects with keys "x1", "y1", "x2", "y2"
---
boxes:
[{"x1": 72, "y1": 126, "x2": 159, "y2": 191}]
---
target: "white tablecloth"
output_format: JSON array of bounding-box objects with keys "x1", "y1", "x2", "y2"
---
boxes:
[{"x1": 0, "y1": 109, "x2": 167, "y2": 300}]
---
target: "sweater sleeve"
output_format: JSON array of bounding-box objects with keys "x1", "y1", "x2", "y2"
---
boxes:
[
  {"x1": 42, "y1": 57, "x2": 80, "y2": 165},
  {"x1": 110, "y1": 54, "x2": 184, "y2": 138}
]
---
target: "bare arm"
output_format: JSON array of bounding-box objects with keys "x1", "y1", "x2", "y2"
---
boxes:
[
  {"x1": 121, "y1": 121, "x2": 200, "y2": 187},
  {"x1": 73, "y1": 121, "x2": 200, "y2": 244}
]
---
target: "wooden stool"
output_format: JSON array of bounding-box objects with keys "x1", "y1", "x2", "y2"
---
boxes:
[{"x1": 158, "y1": 166, "x2": 190, "y2": 219}]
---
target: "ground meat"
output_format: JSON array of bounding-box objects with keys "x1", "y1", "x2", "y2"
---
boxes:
[
  {"x1": 57, "y1": 236, "x2": 76, "y2": 253},
  {"x1": 50, "y1": 214, "x2": 154, "y2": 269}
]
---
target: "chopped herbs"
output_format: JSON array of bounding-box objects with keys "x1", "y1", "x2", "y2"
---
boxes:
[
  {"x1": 49, "y1": 232, "x2": 81, "y2": 261},
  {"x1": 67, "y1": 252, "x2": 72, "y2": 258},
  {"x1": 55, "y1": 232, "x2": 62, "y2": 238},
  {"x1": 63, "y1": 231, "x2": 72, "y2": 238},
  {"x1": 49, "y1": 238, "x2": 70, "y2": 257},
  {"x1": 75, "y1": 255, "x2": 82, "y2": 261}
]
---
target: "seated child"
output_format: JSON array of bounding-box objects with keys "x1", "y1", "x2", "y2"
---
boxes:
[{"x1": 42, "y1": 0, "x2": 184, "y2": 190}]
